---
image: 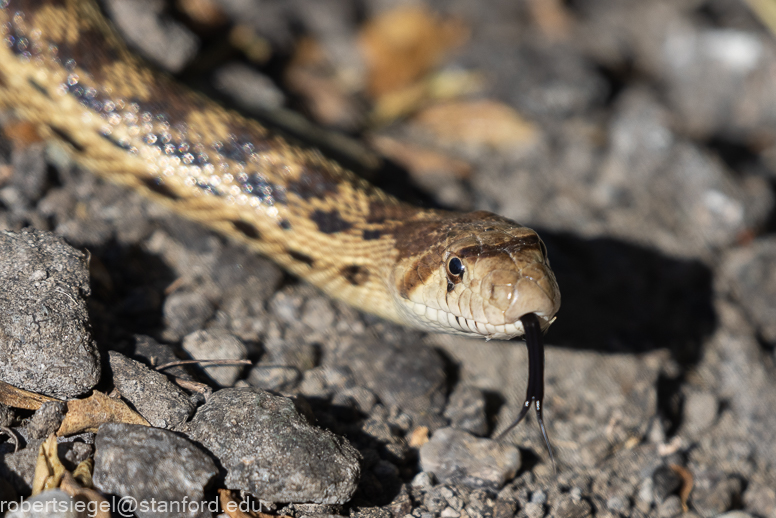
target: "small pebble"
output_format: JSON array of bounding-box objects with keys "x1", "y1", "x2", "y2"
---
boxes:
[
  {"x1": 182, "y1": 328, "x2": 248, "y2": 386},
  {"x1": 419, "y1": 428, "x2": 520, "y2": 488}
]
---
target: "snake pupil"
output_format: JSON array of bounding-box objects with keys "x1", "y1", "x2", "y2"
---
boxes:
[{"x1": 448, "y1": 257, "x2": 464, "y2": 276}]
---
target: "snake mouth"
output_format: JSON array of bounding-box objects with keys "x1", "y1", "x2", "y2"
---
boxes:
[{"x1": 407, "y1": 301, "x2": 555, "y2": 340}]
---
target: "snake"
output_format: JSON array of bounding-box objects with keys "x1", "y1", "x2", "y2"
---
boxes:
[{"x1": 0, "y1": 0, "x2": 562, "y2": 464}]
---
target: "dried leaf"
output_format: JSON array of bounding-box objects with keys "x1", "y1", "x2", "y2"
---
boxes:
[
  {"x1": 61, "y1": 471, "x2": 111, "y2": 518},
  {"x1": 32, "y1": 434, "x2": 66, "y2": 495},
  {"x1": 413, "y1": 100, "x2": 539, "y2": 151},
  {"x1": 72, "y1": 458, "x2": 94, "y2": 488},
  {"x1": 670, "y1": 464, "x2": 694, "y2": 512},
  {"x1": 408, "y1": 426, "x2": 429, "y2": 448},
  {"x1": 57, "y1": 390, "x2": 149, "y2": 436},
  {"x1": 359, "y1": 5, "x2": 469, "y2": 98},
  {"x1": 370, "y1": 69, "x2": 484, "y2": 124},
  {"x1": 0, "y1": 380, "x2": 61, "y2": 410},
  {"x1": 2, "y1": 120, "x2": 43, "y2": 147},
  {"x1": 176, "y1": 0, "x2": 227, "y2": 28},
  {"x1": 370, "y1": 135, "x2": 471, "y2": 179}
]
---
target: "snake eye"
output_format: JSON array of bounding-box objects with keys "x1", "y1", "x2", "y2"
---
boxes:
[{"x1": 448, "y1": 257, "x2": 464, "y2": 276}]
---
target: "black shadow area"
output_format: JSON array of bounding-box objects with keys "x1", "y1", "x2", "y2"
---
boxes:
[
  {"x1": 540, "y1": 230, "x2": 716, "y2": 366},
  {"x1": 85, "y1": 239, "x2": 176, "y2": 346}
]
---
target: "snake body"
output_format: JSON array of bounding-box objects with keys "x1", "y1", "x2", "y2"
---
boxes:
[
  {"x1": 0, "y1": 0, "x2": 560, "y2": 341},
  {"x1": 0, "y1": 0, "x2": 562, "y2": 459}
]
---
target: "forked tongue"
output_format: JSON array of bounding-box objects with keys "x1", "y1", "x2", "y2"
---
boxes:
[{"x1": 496, "y1": 312, "x2": 556, "y2": 473}]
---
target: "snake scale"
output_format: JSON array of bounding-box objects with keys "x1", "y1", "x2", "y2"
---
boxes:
[{"x1": 0, "y1": 0, "x2": 562, "y2": 462}]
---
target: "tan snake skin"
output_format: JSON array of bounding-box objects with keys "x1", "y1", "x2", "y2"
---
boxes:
[{"x1": 0, "y1": 0, "x2": 560, "y2": 341}]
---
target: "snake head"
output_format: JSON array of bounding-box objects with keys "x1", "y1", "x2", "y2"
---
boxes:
[{"x1": 393, "y1": 211, "x2": 560, "y2": 339}]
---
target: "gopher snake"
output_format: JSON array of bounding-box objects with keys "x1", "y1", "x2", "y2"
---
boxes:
[{"x1": 0, "y1": 0, "x2": 561, "y2": 461}]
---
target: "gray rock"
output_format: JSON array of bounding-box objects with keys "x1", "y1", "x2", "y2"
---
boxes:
[
  {"x1": 651, "y1": 465, "x2": 682, "y2": 502},
  {"x1": 716, "y1": 512, "x2": 755, "y2": 518},
  {"x1": 410, "y1": 471, "x2": 435, "y2": 491},
  {"x1": 742, "y1": 482, "x2": 776, "y2": 518},
  {"x1": 184, "y1": 387, "x2": 360, "y2": 504},
  {"x1": 724, "y1": 237, "x2": 776, "y2": 343},
  {"x1": 108, "y1": 351, "x2": 195, "y2": 430},
  {"x1": 690, "y1": 471, "x2": 743, "y2": 516},
  {"x1": 181, "y1": 329, "x2": 248, "y2": 387},
  {"x1": 419, "y1": 428, "x2": 520, "y2": 488},
  {"x1": 61, "y1": 440, "x2": 93, "y2": 467},
  {"x1": 656, "y1": 495, "x2": 683, "y2": 518},
  {"x1": 130, "y1": 334, "x2": 193, "y2": 380},
  {"x1": 25, "y1": 401, "x2": 66, "y2": 440},
  {"x1": 551, "y1": 496, "x2": 592, "y2": 518},
  {"x1": 360, "y1": 416, "x2": 411, "y2": 466},
  {"x1": 247, "y1": 365, "x2": 300, "y2": 392},
  {"x1": 6, "y1": 143, "x2": 48, "y2": 208},
  {"x1": 332, "y1": 387, "x2": 378, "y2": 414},
  {"x1": 0, "y1": 438, "x2": 43, "y2": 495},
  {"x1": 0, "y1": 229, "x2": 100, "y2": 398},
  {"x1": 162, "y1": 290, "x2": 215, "y2": 341},
  {"x1": 214, "y1": 63, "x2": 286, "y2": 111},
  {"x1": 333, "y1": 337, "x2": 446, "y2": 428},
  {"x1": 681, "y1": 391, "x2": 718, "y2": 435},
  {"x1": 444, "y1": 385, "x2": 488, "y2": 436},
  {"x1": 0, "y1": 402, "x2": 15, "y2": 427},
  {"x1": 93, "y1": 423, "x2": 217, "y2": 518},
  {"x1": 104, "y1": 0, "x2": 199, "y2": 73},
  {"x1": 6, "y1": 489, "x2": 77, "y2": 518}
]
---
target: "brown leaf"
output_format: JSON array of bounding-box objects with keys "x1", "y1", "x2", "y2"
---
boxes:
[
  {"x1": 408, "y1": 426, "x2": 429, "y2": 448},
  {"x1": 32, "y1": 434, "x2": 66, "y2": 495},
  {"x1": 30, "y1": 434, "x2": 111, "y2": 516},
  {"x1": 2, "y1": 120, "x2": 44, "y2": 147},
  {"x1": 57, "y1": 390, "x2": 149, "y2": 436},
  {"x1": 670, "y1": 464, "x2": 694, "y2": 512},
  {"x1": 0, "y1": 380, "x2": 61, "y2": 411},
  {"x1": 413, "y1": 100, "x2": 539, "y2": 151},
  {"x1": 359, "y1": 5, "x2": 469, "y2": 98},
  {"x1": 370, "y1": 69, "x2": 484, "y2": 124},
  {"x1": 61, "y1": 471, "x2": 111, "y2": 518},
  {"x1": 370, "y1": 135, "x2": 471, "y2": 180}
]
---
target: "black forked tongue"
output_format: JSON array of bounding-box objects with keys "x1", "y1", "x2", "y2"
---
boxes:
[{"x1": 497, "y1": 312, "x2": 556, "y2": 473}]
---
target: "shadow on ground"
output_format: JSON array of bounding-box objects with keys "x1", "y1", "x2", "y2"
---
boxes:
[{"x1": 540, "y1": 230, "x2": 716, "y2": 365}]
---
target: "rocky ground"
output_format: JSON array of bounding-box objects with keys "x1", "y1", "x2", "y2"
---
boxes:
[{"x1": 1, "y1": 0, "x2": 776, "y2": 517}]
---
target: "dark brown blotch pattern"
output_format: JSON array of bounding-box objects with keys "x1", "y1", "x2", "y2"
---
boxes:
[
  {"x1": 231, "y1": 220, "x2": 262, "y2": 240},
  {"x1": 288, "y1": 250, "x2": 315, "y2": 267},
  {"x1": 286, "y1": 162, "x2": 341, "y2": 200},
  {"x1": 342, "y1": 265, "x2": 369, "y2": 286},
  {"x1": 310, "y1": 209, "x2": 352, "y2": 234},
  {"x1": 139, "y1": 177, "x2": 182, "y2": 201},
  {"x1": 49, "y1": 125, "x2": 85, "y2": 152}
]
